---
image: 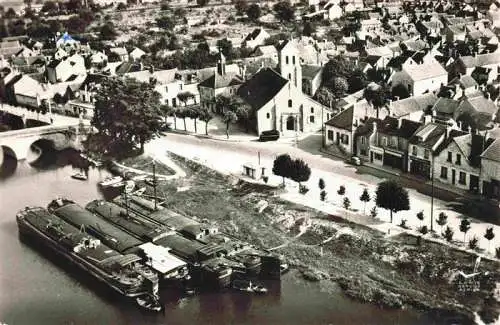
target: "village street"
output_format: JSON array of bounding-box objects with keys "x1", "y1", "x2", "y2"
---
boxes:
[{"x1": 146, "y1": 132, "x2": 500, "y2": 258}]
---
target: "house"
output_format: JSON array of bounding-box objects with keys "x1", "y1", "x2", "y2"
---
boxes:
[
  {"x1": 390, "y1": 59, "x2": 448, "y2": 96},
  {"x1": 445, "y1": 24, "x2": 467, "y2": 43},
  {"x1": 243, "y1": 28, "x2": 270, "y2": 49},
  {"x1": 0, "y1": 40, "x2": 23, "y2": 57},
  {"x1": 455, "y1": 96, "x2": 499, "y2": 131},
  {"x1": 407, "y1": 122, "x2": 448, "y2": 178},
  {"x1": 252, "y1": 45, "x2": 279, "y2": 63},
  {"x1": 324, "y1": 3, "x2": 342, "y2": 20},
  {"x1": 301, "y1": 64, "x2": 323, "y2": 97},
  {"x1": 361, "y1": 117, "x2": 422, "y2": 171},
  {"x1": 434, "y1": 132, "x2": 483, "y2": 192},
  {"x1": 12, "y1": 75, "x2": 51, "y2": 108},
  {"x1": 90, "y1": 51, "x2": 108, "y2": 66},
  {"x1": 55, "y1": 32, "x2": 80, "y2": 51},
  {"x1": 480, "y1": 137, "x2": 500, "y2": 199},
  {"x1": 449, "y1": 75, "x2": 480, "y2": 97},
  {"x1": 432, "y1": 97, "x2": 461, "y2": 122},
  {"x1": 46, "y1": 54, "x2": 86, "y2": 84},
  {"x1": 451, "y1": 52, "x2": 500, "y2": 81},
  {"x1": 387, "y1": 93, "x2": 439, "y2": 121},
  {"x1": 129, "y1": 47, "x2": 146, "y2": 61},
  {"x1": 109, "y1": 47, "x2": 129, "y2": 62},
  {"x1": 324, "y1": 99, "x2": 386, "y2": 154},
  {"x1": 198, "y1": 53, "x2": 244, "y2": 113},
  {"x1": 54, "y1": 48, "x2": 69, "y2": 61}
]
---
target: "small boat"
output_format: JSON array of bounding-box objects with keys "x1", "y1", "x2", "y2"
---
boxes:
[
  {"x1": 71, "y1": 172, "x2": 88, "y2": 181},
  {"x1": 232, "y1": 279, "x2": 254, "y2": 292},
  {"x1": 251, "y1": 284, "x2": 268, "y2": 294},
  {"x1": 99, "y1": 176, "x2": 124, "y2": 187},
  {"x1": 136, "y1": 294, "x2": 162, "y2": 312}
]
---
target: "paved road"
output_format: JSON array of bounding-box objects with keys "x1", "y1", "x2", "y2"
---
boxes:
[{"x1": 158, "y1": 132, "x2": 500, "y2": 225}]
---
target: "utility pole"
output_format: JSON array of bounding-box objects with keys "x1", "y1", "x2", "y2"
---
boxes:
[
  {"x1": 430, "y1": 155, "x2": 434, "y2": 232},
  {"x1": 124, "y1": 187, "x2": 129, "y2": 217},
  {"x1": 153, "y1": 160, "x2": 157, "y2": 211}
]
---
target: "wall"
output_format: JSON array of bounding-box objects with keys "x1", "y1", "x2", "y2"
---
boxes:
[
  {"x1": 325, "y1": 124, "x2": 353, "y2": 154},
  {"x1": 433, "y1": 142, "x2": 480, "y2": 190}
]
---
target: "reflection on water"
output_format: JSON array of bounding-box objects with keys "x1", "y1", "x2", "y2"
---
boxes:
[{"x1": 0, "y1": 149, "x2": 436, "y2": 325}]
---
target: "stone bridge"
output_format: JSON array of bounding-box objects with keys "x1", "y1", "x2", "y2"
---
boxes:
[{"x1": 0, "y1": 124, "x2": 91, "y2": 162}]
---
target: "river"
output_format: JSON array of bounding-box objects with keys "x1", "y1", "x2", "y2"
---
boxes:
[{"x1": 0, "y1": 149, "x2": 437, "y2": 325}]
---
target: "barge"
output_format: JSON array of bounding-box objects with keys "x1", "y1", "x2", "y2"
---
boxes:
[{"x1": 16, "y1": 207, "x2": 161, "y2": 311}]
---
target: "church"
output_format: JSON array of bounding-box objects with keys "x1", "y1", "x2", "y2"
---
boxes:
[{"x1": 237, "y1": 39, "x2": 332, "y2": 136}]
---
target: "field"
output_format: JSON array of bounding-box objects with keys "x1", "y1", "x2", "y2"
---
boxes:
[{"x1": 137, "y1": 152, "x2": 500, "y2": 324}]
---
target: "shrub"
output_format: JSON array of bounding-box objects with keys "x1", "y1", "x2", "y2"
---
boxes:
[
  {"x1": 320, "y1": 190, "x2": 327, "y2": 201},
  {"x1": 468, "y1": 236, "x2": 479, "y2": 250},
  {"x1": 319, "y1": 178, "x2": 325, "y2": 190},
  {"x1": 343, "y1": 197, "x2": 351, "y2": 210},
  {"x1": 443, "y1": 226, "x2": 454, "y2": 242},
  {"x1": 399, "y1": 219, "x2": 407, "y2": 229},
  {"x1": 419, "y1": 225, "x2": 428, "y2": 235},
  {"x1": 262, "y1": 176, "x2": 269, "y2": 183},
  {"x1": 299, "y1": 184, "x2": 309, "y2": 194},
  {"x1": 337, "y1": 185, "x2": 345, "y2": 195},
  {"x1": 370, "y1": 206, "x2": 378, "y2": 218}
]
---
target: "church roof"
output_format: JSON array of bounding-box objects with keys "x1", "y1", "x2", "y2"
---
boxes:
[{"x1": 237, "y1": 68, "x2": 288, "y2": 111}]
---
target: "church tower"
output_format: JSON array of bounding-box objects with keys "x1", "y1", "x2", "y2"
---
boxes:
[{"x1": 278, "y1": 40, "x2": 302, "y2": 92}]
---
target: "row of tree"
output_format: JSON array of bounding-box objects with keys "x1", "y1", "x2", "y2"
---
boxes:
[{"x1": 272, "y1": 154, "x2": 312, "y2": 189}]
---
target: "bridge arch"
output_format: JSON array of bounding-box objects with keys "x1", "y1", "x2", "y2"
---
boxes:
[
  {"x1": 27, "y1": 138, "x2": 56, "y2": 166},
  {"x1": 0, "y1": 145, "x2": 18, "y2": 177}
]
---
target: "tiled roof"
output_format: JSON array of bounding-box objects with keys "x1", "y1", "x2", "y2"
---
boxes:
[
  {"x1": 355, "y1": 117, "x2": 383, "y2": 136},
  {"x1": 325, "y1": 106, "x2": 354, "y2": 130},
  {"x1": 237, "y1": 68, "x2": 288, "y2": 111},
  {"x1": 302, "y1": 64, "x2": 322, "y2": 80},
  {"x1": 389, "y1": 93, "x2": 438, "y2": 117},
  {"x1": 255, "y1": 45, "x2": 277, "y2": 56},
  {"x1": 410, "y1": 122, "x2": 447, "y2": 149},
  {"x1": 198, "y1": 71, "x2": 243, "y2": 89},
  {"x1": 433, "y1": 97, "x2": 460, "y2": 115},
  {"x1": 481, "y1": 138, "x2": 500, "y2": 161},
  {"x1": 403, "y1": 60, "x2": 447, "y2": 81},
  {"x1": 459, "y1": 52, "x2": 500, "y2": 68}
]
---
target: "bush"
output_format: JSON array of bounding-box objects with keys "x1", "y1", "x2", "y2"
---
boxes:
[
  {"x1": 443, "y1": 226, "x2": 454, "y2": 242},
  {"x1": 299, "y1": 184, "x2": 309, "y2": 194},
  {"x1": 319, "y1": 178, "x2": 325, "y2": 190},
  {"x1": 262, "y1": 176, "x2": 269, "y2": 183},
  {"x1": 343, "y1": 197, "x2": 351, "y2": 210},
  {"x1": 320, "y1": 190, "x2": 327, "y2": 201},
  {"x1": 399, "y1": 219, "x2": 407, "y2": 229},
  {"x1": 468, "y1": 236, "x2": 479, "y2": 250},
  {"x1": 370, "y1": 206, "x2": 378, "y2": 218},
  {"x1": 337, "y1": 185, "x2": 345, "y2": 195},
  {"x1": 419, "y1": 225, "x2": 428, "y2": 235}
]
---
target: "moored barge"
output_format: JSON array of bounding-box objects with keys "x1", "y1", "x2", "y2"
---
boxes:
[{"x1": 16, "y1": 207, "x2": 161, "y2": 311}]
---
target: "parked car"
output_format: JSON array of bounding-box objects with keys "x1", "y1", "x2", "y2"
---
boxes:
[
  {"x1": 349, "y1": 156, "x2": 362, "y2": 166},
  {"x1": 259, "y1": 130, "x2": 280, "y2": 142}
]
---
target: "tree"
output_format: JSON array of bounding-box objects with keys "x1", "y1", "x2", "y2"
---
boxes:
[
  {"x1": 177, "y1": 91, "x2": 194, "y2": 106},
  {"x1": 90, "y1": 77, "x2": 163, "y2": 156},
  {"x1": 66, "y1": 0, "x2": 82, "y2": 12},
  {"x1": 437, "y1": 212, "x2": 448, "y2": 233},
  {"x1": 156, "y1": 15, "x2": 175, "y2": 30},
  {"x1": 117, "y1": 2, "x2": 127, "y2": 10},
  {"x1": 416, "y1": 211, "x2": 424, "y2": 227},
  {"x1": 290, "y1": 159, "x2": 311, "y2": 187},
  {"x1": 66, "y1": 16, "x2": 87, "y2": 34},
  {"x1": 420, "y1": 225, "x2": 429, "y2": 235},
  {"x1": 41, "y1": 1, "x2": 58, "y2": 13},
  {"x1": 303, "y1": 21, "x2": 315, "y2": 37},
  {"x1": 370, "y1": 206, "x2": 378, "y2": 218},
  {"x1": 443, "y1": 226, "x2": 454, "y2": 242},
  {"x1": 459, "y1": 219, "x2": 471, "y2": 244},
  {"x1": 176, "y1": 107, "x2": 188, "y2": 131},
  {"x1": 246, "y1": 4, "x2": 261, "y2": 21},
  {"x1": 24, "y1": 0, "x2": 33, "y2": 9},
  {"x1": 360, "y1": 188, "x2": 370, "y2": 215},
  {"x1": 216, "y1": 38, "x2": 234, "y2": 59},
  {"x1": 196, "y1": 0, "x2": 209, "y2": 6},
  {"x1": 375, "y1": 180, "x2": 410, "y2": 223},
  {"x1": 234, "y1": 0, "x2": 248, "y2": 14},
  {"x1": 99, "y1": 23, "x2": 117, "y2": 40},
  {"x1": 187, "y1": 106, "x2": 200, "y2": 133},
  {"x1": 315, "y1": 87, "x2": 335, "y2": 108},
  {"x1": 484, "y1": 227, "x2": 495, "y2": 252},
  {"x1": 273, "y1": 154, "x2": 293, "y2": 186},
  {"x1": 320, "y1": 190, "x2": 326, "y2": 201},
  {"x1": 273, "y1": 1, "x2": 294, "y2": 22},
  {"x1": 5, "y1": 8, "x2": 17, "y2": 19},
  {"x1": 319, "y1": 178, "x2": 325, "y2": 190},
  {"x1": 337, "y1": 185, "x2": 345, "y2": 195},
  {"x1": 222, "y1": 110, "x2": 238, "y2": 139},
  {"x1": 198, "y1": 106, "x2": 213, "y2": 135},
  {"x1": 343, "y1": 197, "x2": 351, "y2": 210}
]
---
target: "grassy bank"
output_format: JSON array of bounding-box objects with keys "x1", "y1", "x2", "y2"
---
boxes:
[
  {"x1": 142, "y1": 152, "x2": 500, "y2": 324},
  {"x1": 118, "y1": 155, "x2": 175, "y2": 176}
]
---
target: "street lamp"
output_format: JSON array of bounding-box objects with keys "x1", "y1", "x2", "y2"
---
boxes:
[
  {"x1": 152, "y1": 160, "x2": 157, "y2": 211},
  {"x1": 430, "y1": 154, "x2": 434, "y2": 232}
]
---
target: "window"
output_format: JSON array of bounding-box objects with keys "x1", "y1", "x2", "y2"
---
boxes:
[
  {"x1": 286, "y1": 56, "x2": 289, "y2": 64},
  {"x1": 360, "y1": 149, "x2": 367, "y2": 156},
  {"x1": 412, "y1": 146, "x2": 417, "y2": 156},
  {"x1": 310, "y1": 107, "x2": 314, "y2": 113},
  {"x1": 440, "y1": 166, "x2": 448, "y2": 179},
  {"x1": 172, "y1": 98, "x2": 177, "y2": 107},
  {"x1": 266, "y1": 112, "x2": 270, "y2": 119},
  {"x1": 293, "y1": 56, "x2": 296, "y2": 65},
  {"x1": 424, "y1": 149, "x2": 429, "y2": 159},
  {"x1": 342, "y1": 134, "x2": 349, "y2": 145},
  {"x1": 361, "y1": 136, "x2": 365, "y2": 145},
  {"x1": 374, "y1": 153, "x2": 383, "y2": 160},
  {"x1": 309, "y1": 115, "x2": 315, "y2": 123},
  {"x1": 459, "y1": 171, "x2": 466, "y2": 185},
  {"x1": 447, "y1": 151, "x2": 452, "y2": 162},
  {"x1": 180, "y1": 83, "x2": 183, "y2": 90},
  {"x1": 456, "y1": 154, "x2": 461, "y2": 165},
  {"x1": 327, "y1": 130, "x2": 333, "y2": 140},
  {"x1": 326, "y1": 113, "x2": 330, "y2": 120},
  {"x1": 288, "y1": 99, "x2": 292, "y2": 107},
  {"x1": 288, "y1": 73, "x2": 291, "y2": 80}
]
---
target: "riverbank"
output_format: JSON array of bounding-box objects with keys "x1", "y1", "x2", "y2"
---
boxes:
[{"x1": 124, "y1": 151, "x2": 500, "y2": 324}]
